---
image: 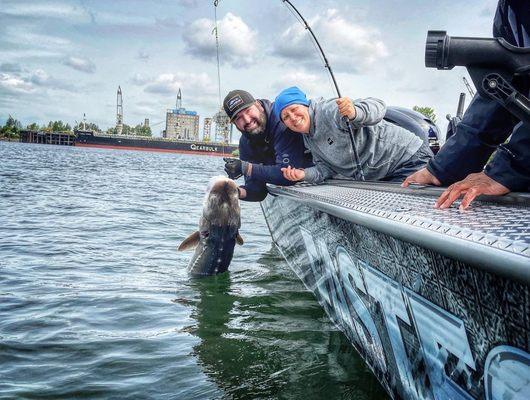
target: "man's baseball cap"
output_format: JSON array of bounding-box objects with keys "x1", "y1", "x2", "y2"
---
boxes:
[{"x1": 223, "y1": 90, "x2": 256, "y2": 121}]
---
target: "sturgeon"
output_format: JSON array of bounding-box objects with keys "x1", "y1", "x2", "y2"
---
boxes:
[{"x1": 178, "y1": 176, "x2": 243, "y2": 276}]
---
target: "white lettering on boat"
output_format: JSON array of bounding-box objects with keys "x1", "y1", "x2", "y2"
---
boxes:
[
  {"x1": 299, "y1": 227, "x2": 530, "y2": 400},
  {"x1": 190, "y1": 144, "x2": 219, "y2": 152}
]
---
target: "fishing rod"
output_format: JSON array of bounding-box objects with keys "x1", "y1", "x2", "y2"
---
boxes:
[{"x1": 282, "y1": 0, "x2": 365, "y2": 181}]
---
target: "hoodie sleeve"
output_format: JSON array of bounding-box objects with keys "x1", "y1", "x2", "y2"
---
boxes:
[
  {"x1": 349, "y1": 97, "x2": 386, "y2": 128},
  {"x1": 320, "y1": 97, "x2": 386, "y2": 131},
  {"x1": 248, "y1": 123, "x2": 311, "y2": 186},
  {"x1": 484, "y1": 122, "x2": 530, "y2": 192},
  {"x1": 302, "y1": 155, "x2": 336, "y2": 184},
  {"x1": 240, "y1": 180, "x2": 268, "y2": 202},
  {"x1": 237, "y1": 140, "x2": 268, "y2": 201}
]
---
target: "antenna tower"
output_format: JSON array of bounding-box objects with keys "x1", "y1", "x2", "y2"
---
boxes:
[
  {"x1": 176, "y1": 88, "x2": 182, "y2": 110},
  {"x1": 462, "y1": 77, "x2": 475, "y2": 97},
  {"x1": 116, "y1": 86, "x2": 123, "y2": 135},
  {"x1": 203, "y1": 117, "x2": 212, "y2": 141}
]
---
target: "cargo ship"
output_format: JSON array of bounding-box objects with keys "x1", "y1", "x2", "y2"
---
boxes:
[
  {"x1": 74, "y1": 129, "x2": 238, "y2": 157},
  {"x1": 261, "y1": 181, "x2": 530, "y2": 400}
]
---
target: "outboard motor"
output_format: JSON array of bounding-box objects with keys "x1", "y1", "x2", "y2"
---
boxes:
[
  {"x1": 425, "y1": 31, "x2": 530, "y2": 124},
  {"x1": 445, "y1": 92, "x2": 466, "y2": 141},
  {"x1": 384, "y1": 107, "x2": 441, "y2": 154}
]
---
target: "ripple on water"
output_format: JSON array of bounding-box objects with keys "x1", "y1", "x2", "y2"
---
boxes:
[{"x1": 0, "y1": 142, "x2": 388, "y2": 399}]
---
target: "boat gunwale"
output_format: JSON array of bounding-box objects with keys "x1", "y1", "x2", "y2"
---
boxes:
[{"x1": 267, "y1": 182, "x2": 530, "y2": 285}]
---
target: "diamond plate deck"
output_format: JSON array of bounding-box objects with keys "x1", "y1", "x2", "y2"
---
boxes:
[{"x1": 267, "y1": 180, "x2": 530, "y2": 284}]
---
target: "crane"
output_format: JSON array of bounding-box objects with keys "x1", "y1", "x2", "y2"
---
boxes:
[{"x1": 462, "y1": 76, "x2": 475, "y2": 97}]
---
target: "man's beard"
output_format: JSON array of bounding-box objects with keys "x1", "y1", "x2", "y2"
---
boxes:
[{"x1": 245, "y1": 112, "x2": 266, "y2": 135}]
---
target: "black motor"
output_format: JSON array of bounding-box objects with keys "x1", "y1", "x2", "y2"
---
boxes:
[{"x1": 425, "y1": 31, "x2": 530, "y2": 124}]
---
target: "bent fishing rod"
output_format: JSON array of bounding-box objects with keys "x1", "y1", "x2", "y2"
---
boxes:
[{"x1": 282, "y1": 0, "x2": 365, "y2": 181}]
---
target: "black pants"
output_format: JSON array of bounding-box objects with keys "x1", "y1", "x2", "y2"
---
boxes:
[{"x1": 384, "y1": 142, "x2": 434, "y2": 183}]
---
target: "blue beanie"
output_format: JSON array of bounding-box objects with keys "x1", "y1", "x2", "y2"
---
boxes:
[{"x1": 272, "y1": 86, "x2": 309, "y2": 120}]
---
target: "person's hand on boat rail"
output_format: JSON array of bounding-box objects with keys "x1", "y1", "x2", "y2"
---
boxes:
[
  {"x1": 281, "y1": 165, "x2": 305, "y2": 182},
  {"x1": 435, "y1": 172, "x2": 510, "y2": 210},
  {"x1": 401, "y1": 167, "x2": 441, "y2": 188}
]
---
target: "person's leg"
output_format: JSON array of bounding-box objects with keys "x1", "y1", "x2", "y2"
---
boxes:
[{"x1": 385, "y1": 142, "x2": 434, "y2": 182}]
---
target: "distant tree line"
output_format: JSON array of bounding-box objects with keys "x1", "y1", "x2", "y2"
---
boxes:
[
  {"x1": 1, "y1": 116, "x2": 22, "y2": 139},
  {"x1": 413, "y1": 106, "x2": 437, "y2": 123},
  {"x1": 106, "y1": 123, "x2": 152, "y2": 137},
  {"x1": 1, "y1": 115, "x2": 152, "y2": 139},
  {"x1": 74, "y1": 122, "x2": 100, "y2": 132},
  {"x1": 1, "y1": 116, "x2": 73, "y2": 138}
]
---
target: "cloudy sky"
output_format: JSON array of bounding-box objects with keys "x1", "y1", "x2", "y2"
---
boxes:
[{"x1": 0, "y1": 0, "x2": 497, "y2": 139}]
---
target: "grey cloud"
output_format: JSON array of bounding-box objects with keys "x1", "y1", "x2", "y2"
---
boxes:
[
  {"x1": 395, "y1": 83, "x2": 438, "y2": 94},
  {"x1": 270, "y1": 9, "x2": 388, "y2": 75},
  {"x1": 479, "y1": 7, "x2": 494, "y2": 18},
  {"x1": 138, "y1": 72, "x2": 218, "y2": 111},
  {"x1": 0, "y1": 68, "x2": 76, "y2": 95},
  {"x1": 144, "y1": 84, "x2": 174, "y2": 95},
  {"x1": 182, "y1": 13, "x2": 258, "y2": 68},
  {"x1": 130, "y1": 73, "x2": 151, "y2": 86},
  {"x1": 178, "y1": 0, "x2": 198, "y2": 5},
  {"x1": 0, "y1": 73, "x2": 35, "y2": 94},
  {"x1": 137, "y1": 50, "x2": 150, "y2": 61},
  {"x1": 0, "y1": 1, "x2": 92, "y2": 24},
  {"x1": 63, "y1": 56, "x2": 96, "y2": 73},
  {"x1": 0, "y1": 63, "x2": 23, "y2": 73},
  {"x1": 29, "y1": 69, "x2": 75, "y2": 91}
]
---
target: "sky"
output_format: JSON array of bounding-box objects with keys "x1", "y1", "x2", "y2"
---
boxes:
[{"x1": 0, "y1": 0, "x2": 498, "y2": 140}]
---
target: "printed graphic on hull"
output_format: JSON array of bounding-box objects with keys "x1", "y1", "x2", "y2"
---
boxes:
[{"x1": 262, "y1": 195, "x2": 530, "y2": 400}]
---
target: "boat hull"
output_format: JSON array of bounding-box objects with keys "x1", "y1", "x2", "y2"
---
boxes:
[
  {"x1": 75, "y1": 130, "x2": 237, "y2": 157},
  {"x1": 261, "y1": 184, "x2": 530, "y2": 400}
]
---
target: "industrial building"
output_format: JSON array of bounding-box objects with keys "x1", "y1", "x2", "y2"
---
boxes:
[{"x1": 164, "y1": 89, "x2": 199, "y2": 141}]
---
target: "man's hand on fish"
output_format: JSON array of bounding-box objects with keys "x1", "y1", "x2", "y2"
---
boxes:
[
  {"x1": 435, "y1": 172, "x2": 510, "y2": 210},
  {"x1": 401, "y1": 167, "x2": 442, "y2": 188},
  {"x1": 336, "y1": 97, "x2": 356, "y2": 120},
  {"x1": 223, "y1": 157, "x2": 244, "y2": 179},
  {"x1": 281, "y1": 165, "x2": 305, "y2": 182}
]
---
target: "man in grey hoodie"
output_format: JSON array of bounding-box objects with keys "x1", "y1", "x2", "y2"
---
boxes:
[{"x1": 273, "y1": 86, "x2": 433, "y2": 184}]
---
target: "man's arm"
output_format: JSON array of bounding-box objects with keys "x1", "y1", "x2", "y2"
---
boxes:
[
  {"x1": 403, "y1": 0, "x2": 529, "y2": 209},
  {"x1": 246, "y1": 126, "x2": 312, "y2": 186},
  {"x1": 425, "y1": 0, "x2": 526, "y2": 186},
  {"x1": 247, "y1": 163, "x2": 294, "y2": 186},
  {"x1": 302, "y1": 161, "x2": 335, "y2": 183},
  {"x1": 237, "y1": 141, "x2": 270, "y2": 202},
  {"x1": 348, "y1": 97, "x2": 386, "y2": 128},
  {"x1": 426, "y1": 94, "x2": 519, "y2": 185},
  {"x1": 283, "y1": 152, "x2": 335, "y2": 184},
  {"x1": 238, "y1": 180, "x2": 268, "y2": 202},
  {"x1": 484, "y1": 122, "x2": 530, "y2": 192}
]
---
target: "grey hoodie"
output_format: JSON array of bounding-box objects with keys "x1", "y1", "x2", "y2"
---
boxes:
[{"x1": 302, "y1": 97, "x2": 423, "y2": 183}]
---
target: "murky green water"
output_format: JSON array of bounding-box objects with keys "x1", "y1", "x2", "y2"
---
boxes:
[{"x1": 0, "y1": 142, "x2": 388, "y2": 399}]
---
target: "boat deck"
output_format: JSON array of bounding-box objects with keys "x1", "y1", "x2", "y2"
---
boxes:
[{"x1": 267, "y1": 180, "x2": 530, "y2": 284}]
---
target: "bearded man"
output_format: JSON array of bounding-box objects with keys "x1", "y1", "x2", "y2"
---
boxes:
[{"x1": 222, "y1": 90, "x2": 312, "y2": 201}]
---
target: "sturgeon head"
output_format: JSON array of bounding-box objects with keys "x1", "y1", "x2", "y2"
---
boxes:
[{"x1": 178, "y1": 176, "x2": 243, "y2": 277}]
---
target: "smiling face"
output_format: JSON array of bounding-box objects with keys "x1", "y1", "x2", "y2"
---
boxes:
[
  {"x1": 233, "y1": 102, "x2": 267, "y2": 135},
  {"x1": 280, "y1": 104, "x2": 310, "y2": 134}
]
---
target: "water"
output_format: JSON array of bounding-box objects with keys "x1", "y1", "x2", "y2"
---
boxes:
[{"x1": 0, "y1": 142, "x2": 388, "y2": 399}]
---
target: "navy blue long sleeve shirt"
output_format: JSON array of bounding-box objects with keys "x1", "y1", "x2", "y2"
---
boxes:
[
  {"x1": 238, "y1": 99, "x2": 312, "y2": 201},
  {"x1": 427, "y1": 0, "x2": 530, "y2": 191}
]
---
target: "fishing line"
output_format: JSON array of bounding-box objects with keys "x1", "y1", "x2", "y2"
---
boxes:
[
  {"x1": 213, "y1": 0, "x2": 227, "y2": 153},
  {"x1": 281, "y1": 0, "x2": 365, "y2": 181},
  {"x1": 214, "y1": 0, "x2": 222, "y2": 108}
]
